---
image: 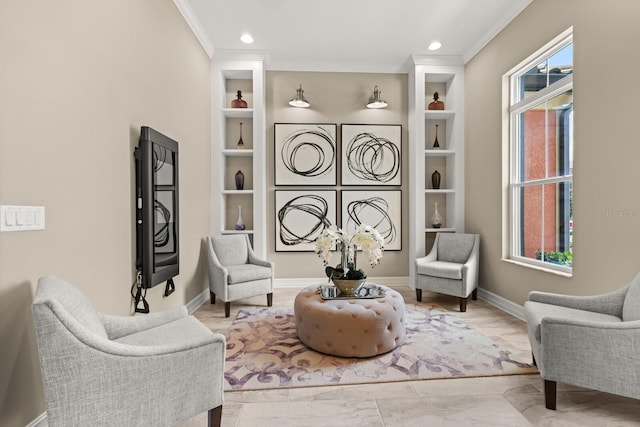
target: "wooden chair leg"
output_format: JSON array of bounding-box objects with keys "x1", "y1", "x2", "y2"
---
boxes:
[
  {"x1": 416, "y1": 289, "x2": 422, "y2": 302},
  {"x1": 531, "y1": 352, "x2": 537, "y2": 367},
  {"x1": 471, "y1": 288, "x2": 478, "y2": 300},
  {"x1": 210, "y1": 291, "x2": 216, "y2": 304},
  {"x1": 459, "y1": 297, "x2": 468, "y2": 312},
  {"x1": 267, "y1": 292, "x2": 273, "y2": 307},
  {"x1": 544, "y1": 380, "x2": 557, "y2": 410},
  {"x1": 208, "y1": 405, "x2": 222, "y2": 427},
  {"x1": 224, "y1": 302, "x2": 231, "y2": 318}
]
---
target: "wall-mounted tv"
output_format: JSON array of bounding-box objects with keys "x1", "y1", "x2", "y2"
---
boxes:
[{"x1": 134, "y1": 126, "x2": 179, "y2": 310}]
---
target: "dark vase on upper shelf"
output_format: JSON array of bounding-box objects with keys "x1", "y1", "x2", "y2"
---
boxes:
[
  {"x1": 431, "y1": 170, "x2": 441, "y2": 190},
  {"x1": 235, "y1": 170, "x2": 244, "y2": 190},
  {"x1": 237, "y1": 122, "x2": 244, "y2": 149},
  {"x1": 428, "y1": 91, "x2": 445, "y2": 110},
  {"x1": 231, "y1": 90, "x2": 248, "y2": 108},
  {"x1": 433, "y1": 124, "x2": 440, "y2": 149}
]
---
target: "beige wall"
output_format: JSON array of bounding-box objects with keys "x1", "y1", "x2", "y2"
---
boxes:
[
  {"x1": 0, "y1": 1, "x2": 211, "y2": 425},
  {"x1": 465, "y1": 0, "x2": 640, "y2": 304},
  {"x1": 266, "y1": 72, "x2": 408, "y2": 278}
]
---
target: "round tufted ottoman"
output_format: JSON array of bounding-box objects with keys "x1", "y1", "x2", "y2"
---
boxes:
[{"x1": 294, "y1": 284, "x2": 406, "y2": 358}]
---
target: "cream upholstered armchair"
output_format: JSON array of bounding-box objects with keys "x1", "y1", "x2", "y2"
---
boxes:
[
  {"x1": 31, "y1": 276, "x2": 225, "y2": 427},
  {"x1": 415, "y1": 232, "x2": 480, "y2": 312},
  {"x1": 524, "y1": 274, "x2": 640, "y2": 410},
  {"x1": 207, "y1": 234, "x2": 273, "y2": 317}
]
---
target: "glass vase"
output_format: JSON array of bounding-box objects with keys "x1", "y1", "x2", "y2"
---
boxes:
[
  {"x1": 431, "y1": 202, "x2": 442, "y2": 228},
  {"x1": 235, "y1": 205, "x2": 246, "y2": 230},
  {"x1": 231, "y1": 90, "x2": 248, "y2": 108}
]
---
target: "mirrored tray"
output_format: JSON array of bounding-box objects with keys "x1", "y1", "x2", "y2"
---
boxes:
[{"x1": 318, "y1": 283, "x2": 386, "y2": 300}]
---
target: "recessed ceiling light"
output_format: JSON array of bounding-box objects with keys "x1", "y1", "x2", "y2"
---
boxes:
[
  {"x1": 428, "y1": 41, "x2": 442, "y2": 51},
  {"x1": 240, "y1": 33, "x2": 254, "y2": 44}
]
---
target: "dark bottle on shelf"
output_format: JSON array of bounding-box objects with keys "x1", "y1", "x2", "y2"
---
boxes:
[{"x1": 231, "y1": 90, "x2": 248, "y2": 108}]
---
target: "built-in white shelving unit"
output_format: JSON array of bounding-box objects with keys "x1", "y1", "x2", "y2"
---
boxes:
[
  {"x1": 211, "y1": 51, "x2": 267, "y2": 258},
  {"x1": 408, "y1": 56, "x2": 465, "y2": 288}
]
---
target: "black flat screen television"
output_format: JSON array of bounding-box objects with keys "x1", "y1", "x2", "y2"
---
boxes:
[{"x1": 135, "y1": 126, "x2": 179, "y2": 297}]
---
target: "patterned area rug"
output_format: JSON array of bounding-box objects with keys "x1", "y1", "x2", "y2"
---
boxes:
[{"x1": 224, "y1": 306, "x2": 537, "y2": 391}]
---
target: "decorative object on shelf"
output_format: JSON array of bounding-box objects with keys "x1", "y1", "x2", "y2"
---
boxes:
[
  {"x1": 431, "y1": 202, "x2": 442, "y2": 228},
  {"x1": 431, "y1": 170, "x2": 441, "y2": 190},
  {"x1": 237, "y1": 122, "x2": 244, "y2": 148},
  {"x1": 235, "y1": 205, "x2": 246, "y2": 230},
  {"x1": 428, "y1": 91, "x2": 445, "y2": 110},
  {"x1": 341, "y1": 124, "x2": 402, "y2": 186},
  {"x1": 274, "y1": 123, "x2": 337, "y2": 186},
  {"x1": 366, "y1": 85, "x2": 388, "y2": 109},
  {"x1": 433, "y1": 124, "x2": 440, "y2": 149},
  {"x1": 315, "y1": 224, "x2": 385, "y2": 295},
  {"x1": 234, "y1": 170, "x2": 245, "y2": 190},
  {"x1": 231, "y1": 90, "x2": 248, "y2": 108},
  {"x1": 289, "y1": 84, "x2": 310, "y2": 108}
]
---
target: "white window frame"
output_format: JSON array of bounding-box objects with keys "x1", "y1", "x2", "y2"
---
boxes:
[{"x1": 505, "y1": 28, "x2": 573, "y2": 275}]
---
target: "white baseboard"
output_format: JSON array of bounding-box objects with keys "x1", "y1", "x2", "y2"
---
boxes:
[
  {"x1": 477, "y1": 287, "x2": 525, "y2": 321},
  {"x1": 186, "y1": 288, "x2": 210, "y2": 315},
  {"x1": 26, "y1": 412, "x2": 47, "y2": 427}
]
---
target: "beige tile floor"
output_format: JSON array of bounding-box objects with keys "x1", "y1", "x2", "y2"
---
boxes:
[{"x1": 182, "y1": 285, "x2": 640, "y2": 427}]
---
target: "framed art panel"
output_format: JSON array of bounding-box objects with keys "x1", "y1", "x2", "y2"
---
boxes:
[
  {"x1": 341, "y1": 190, "x2": 401, "y2": 250},
  {"x1": 274, "y1": 123, "x2": 337, "y2": 186},
  {"x1": 275, "y1": 190, "x2": 336, "y2": 252},
  {"x1": 341, "y1": 124, "x2": 402, "y2": 186}
]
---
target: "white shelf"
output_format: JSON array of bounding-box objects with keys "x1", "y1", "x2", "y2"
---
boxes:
[
  {"x1": 425, "y1": 189, "x2": 455, "y2": 194},
  {"x1": 425, "y1": 227, "x2": 456, "y2": 233},
  {"x1": 221, "y1": 229, "x2": 254, "y2": 235},
  {"x1": 425, "y1": 149, "x2": 455, "y2": 157},
  {"x1": 425, "y1": 110, "x2": 455, "y2": 119},
  {"x1": 222, "y1": 190, "x2": 254, "y2": 195},
  {"x1": 222, "y1": 108, "x2": 253, "y2": 118},
  {"x1": 222, "y1": 149, "x2": 253, "y2": 157}
]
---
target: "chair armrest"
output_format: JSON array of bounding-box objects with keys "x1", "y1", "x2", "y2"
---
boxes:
[
  {"x1": 539, "y1": 317, "x2": 640, "y2": 397},
  {"x1": 248, "y1": 252, "x2": 274, "y2": 270},
  {"x1": 99, "y1": 306, "x2": 188, "y2": 340},
  {"x1": 207, "y1": 237, "x2": 229, "y2": 297},
  {"x1": 528, "y1": 285, "x2": 628, "y2": 317}
]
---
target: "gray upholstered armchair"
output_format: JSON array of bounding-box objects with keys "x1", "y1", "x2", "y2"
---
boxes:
[
  {"x1": 32, "y1": 276, "x2": 225, "y2": 427},
  {"x1": 524, "y1": 273, "x2": 640, "y2": 410},
  {"x1": 207, "y1": 234, "x2": 273, "y2": 317},
  {"x1": 415, "y1": 232, "x2": 480, "y2": 311}
]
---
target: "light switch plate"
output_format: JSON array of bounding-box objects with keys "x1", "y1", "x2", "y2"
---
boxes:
[{"x1": 1, "y1": 205, "x2": 45, "y2": 232}]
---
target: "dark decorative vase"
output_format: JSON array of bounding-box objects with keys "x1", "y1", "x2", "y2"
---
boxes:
[
  {"x1": 231, "y1": 90, "x2": 248, "y2": 108},
  {"x1": 433, "y1": 124, "x2": 440, "y2": 149},
  {"x1": 237, "y1": 122, "x2": 244, "y2": 148},
  {"x1": 235, "y1": 170, "x2": 245, "y2": 190},
  {"x1": 431, "y1": 170, "x2": 441, "y2": 189},
  {"x1": 428, "y1": 91, "x2": 445, "y2": 110}
]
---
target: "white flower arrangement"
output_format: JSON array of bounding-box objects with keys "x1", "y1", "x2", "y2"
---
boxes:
[{"x1": 315, "y1": 224, "x2": 385, "y2": 276}]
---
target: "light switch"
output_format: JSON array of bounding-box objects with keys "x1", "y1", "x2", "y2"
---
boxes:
[{"x1": 1, "y1": 205, "x2": 45, "y2": 232}]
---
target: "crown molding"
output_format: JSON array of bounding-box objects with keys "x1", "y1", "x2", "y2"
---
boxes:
[
  {"x1": 462, "y1": 0, "x2": 534, "y2": 64},
  {"x1": 173, "y1": 0, "x2": 214, "y2": 58}
]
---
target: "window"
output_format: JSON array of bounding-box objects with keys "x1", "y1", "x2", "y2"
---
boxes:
[{"x1": 507, "y1": 30, "x2": 573, "y2": 273}]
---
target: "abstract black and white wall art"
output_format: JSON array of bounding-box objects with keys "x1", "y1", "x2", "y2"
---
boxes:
[
  {"x1": 275, "y1": 190, "x2": 336, "y2": 252},
  {"x1": 341, "y1": 190, "x2": 401, "y2": 250},
  {"x1": 341, "y1": 124, "x2": 402, "y2": 186},
  {"x1": 274, "y1": 123, "x2": 337, "y2": 186}
]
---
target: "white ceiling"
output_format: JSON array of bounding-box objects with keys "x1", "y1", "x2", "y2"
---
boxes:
[{"x1": 181, "y1": 0, "x2": 533, "y2": 72}]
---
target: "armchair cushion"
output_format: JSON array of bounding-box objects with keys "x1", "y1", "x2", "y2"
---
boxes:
[
  {"x1": 416, "y1": 260, "x2": 463, "y2": 280},
  {"x1": 211, "y1": 234, "x2": 248, "y2": 266},
  {"x1": 114, "y1": 316, "x2": 214, "y2": 347},
  {"x1": 437, "y1": 233, "x2": 475, "y2": 264},
  {"x1": 226, "y1": 264, "x2": 273, "y2": 285}
]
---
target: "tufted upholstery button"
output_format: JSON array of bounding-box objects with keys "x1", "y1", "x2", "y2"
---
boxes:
[{"x1": 293, "y1": 284, "x2": 406, "y2": 358}]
